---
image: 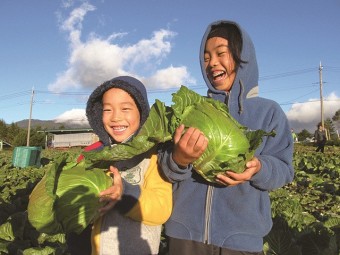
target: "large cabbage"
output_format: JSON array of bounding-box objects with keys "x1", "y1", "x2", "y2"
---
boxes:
[
  {"x1": 27, "y1": 153, "x2": 112, "y2": 235},
  {"x1": 84, "y1": 86, "x2": 274, "y2": 183}
]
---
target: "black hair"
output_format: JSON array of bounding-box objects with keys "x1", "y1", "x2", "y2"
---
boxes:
[{"x1": 207, "y1": 23, "x2": 246, "y2": 71}]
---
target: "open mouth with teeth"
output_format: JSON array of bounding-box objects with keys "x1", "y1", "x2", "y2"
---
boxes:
[
  {"x1": 111, "y1": 126, "x2": 128, "y2": 132},
  {"x1": 210, "y1": 71, "x2": 226, "y2": 82}
]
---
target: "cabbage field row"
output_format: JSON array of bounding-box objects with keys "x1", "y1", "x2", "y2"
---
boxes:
[{"x1": 0, "y1": 145, "x2": 339, "y2": 255}]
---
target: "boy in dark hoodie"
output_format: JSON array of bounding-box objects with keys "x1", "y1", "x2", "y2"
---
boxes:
[
  {"x1": 68, "y1": 76, "x2": 172, "y2": 255},
  {"x1": 158, "y1": 21, "x2": 294, "y2": 254}
]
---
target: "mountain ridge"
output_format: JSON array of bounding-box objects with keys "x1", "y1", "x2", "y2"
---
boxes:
[{"x1": 14, "y1": 119, "x2": 91, "y2": 130}]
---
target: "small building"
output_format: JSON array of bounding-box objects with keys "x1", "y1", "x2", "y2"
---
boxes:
[
  {"x1": 39, "y1": 129, "x2": 98, "y2": 148},
  {"x1": 0, "y1": 140, "x2": 12, "y2": 150}
]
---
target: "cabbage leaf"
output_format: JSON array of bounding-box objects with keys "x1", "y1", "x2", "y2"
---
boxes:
[{"x1": 27, "y1": 153, "x2": 112, "y2": 235}]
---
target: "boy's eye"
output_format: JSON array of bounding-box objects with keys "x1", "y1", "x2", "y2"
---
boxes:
[
  {"x1": 103, "y1": 109, "x2": 111, "y2": 112},
  {"x1": 217, "y1": 51, "x2": 227, "y2": 56}
]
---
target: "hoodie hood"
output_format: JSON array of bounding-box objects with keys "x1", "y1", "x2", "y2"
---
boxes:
[
  {"x1": 86, "y1": 76, "x2": 150, "y2": 146},
  {"x1": 199, "y1": 20, "x2": 259, "y2": 114}
]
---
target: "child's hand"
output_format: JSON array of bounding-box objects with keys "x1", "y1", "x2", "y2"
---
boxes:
[
  {"x1": 98, "y1": 166, "x2": 123, "y2": 215},
  {"x1": 172, "y1": 124, "x2": 208, "y2": 168},
  {"x1": 215, "y1": 157, "x2": 261, "y2": 186}
]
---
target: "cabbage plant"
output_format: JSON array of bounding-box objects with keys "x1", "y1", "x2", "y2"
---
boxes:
[
  {"x1": 27, "y1": 153, "x2": 112, "y2": 235},
  {"x1": 84, "y1": 86, "x2": 274, "y2": 183}
]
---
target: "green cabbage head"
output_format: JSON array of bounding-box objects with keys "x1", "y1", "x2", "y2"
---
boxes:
[
  {"x1": 27, "y1": 153, "x2": 112, "y2": 235},
  {"x1": 83, "y1": 86, "x2": 274, "y2": 183}
]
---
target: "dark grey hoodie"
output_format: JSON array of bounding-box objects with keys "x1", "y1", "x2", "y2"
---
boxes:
[
  {"x1": 85, "y1": 77, "x2": 167, "y2": 254},
  {"x1": 86, "y1": 76, "x2": 150, "y2": 146}
]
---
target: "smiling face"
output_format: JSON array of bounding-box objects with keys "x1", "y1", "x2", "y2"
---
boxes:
[
  {"x1": 102, "y1": 88, "x2": 140, "y2": 143},
  {"x1": 204, "y1": 37, "x2": 236, "y2": 92}
]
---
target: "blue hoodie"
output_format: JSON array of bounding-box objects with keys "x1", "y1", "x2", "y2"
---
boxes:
[{"x1": 159, "y1": 20, "x2": 294, "y2": 252}]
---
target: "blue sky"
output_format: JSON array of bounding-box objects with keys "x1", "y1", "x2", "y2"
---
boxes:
[{"x1": 0, "y1": 0, "x2": 339, "y2": 133}]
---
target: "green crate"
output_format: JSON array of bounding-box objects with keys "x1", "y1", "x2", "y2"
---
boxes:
[{"x1": 12, "y1": 146, "x2": 42, "y2": 168}]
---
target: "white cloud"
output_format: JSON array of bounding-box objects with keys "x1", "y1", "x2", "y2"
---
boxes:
[
  {"x1": 61, "y1": 0, "x2": 74, "y2": 9},
  {"x1": 54, "y1": 108, "x2": 88, "y2": 125},
  {"x1": 145, "y1": 65, "x2": 196, "y2": 89},
  {"x1": 48, "y1": 3, "x2": 195, "y2": 93},
  {"x1": 287, "y1": 92, "x2": 340, "y2": 133}
]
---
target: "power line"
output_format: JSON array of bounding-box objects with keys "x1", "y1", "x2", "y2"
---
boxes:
[
  {"x1": 34, "y1": 90, "x2": 91, "y2": 96},
  {"x1": 0, "y1": 66, "x2": 337, "y2": 99},
  {"x1": 0, "y1": 102, "x2": 31, "y2": 108},
  {"x1": 323, "y1": 65, "x2": 340, "y2": 72},
  {"x1": 279, "y1": 98, "x2": 340, "y2": 106},
  {"x1": 0, "y1": 65, "x2": 338, "y2": 114},
  {"x1": 34, "y1": 101, "x2": 86, "y2": 106},
  {"x1": 0, "y1": 90, "x2": 31, "y2": 100},
  {"x1": 261, "y1": 84, "x2": 318, "y2": 94},
  {"x1": 278, "y1": 88, "x2": 320, "y2": 105},
  {"x1": 259, "y1": 68, "x2": 316, "y2": 81}
]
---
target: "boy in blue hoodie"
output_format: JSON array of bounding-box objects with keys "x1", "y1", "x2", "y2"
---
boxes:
[{"x1": 158, "y1": 20, "x2": 294, "y2": 254}]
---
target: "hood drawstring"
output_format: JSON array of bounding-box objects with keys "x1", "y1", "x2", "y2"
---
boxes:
[{"x1": 238, "y1": 80, "x2": 244, "y2": 114}]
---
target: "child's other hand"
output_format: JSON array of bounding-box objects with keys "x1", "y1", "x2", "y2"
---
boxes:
[
  {"x1": 98, "y1": 166, "x2": 123, "y2": 215},
  {"x1": 215, "y1": 157, "x2": 261, "y2": 186},
  {"x1": 172, "y1": 124, "x2": 208, "y2": 168}
]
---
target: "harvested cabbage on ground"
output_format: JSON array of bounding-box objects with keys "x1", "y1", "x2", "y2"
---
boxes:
[
  {"x1": 84, "y1": 86, "x2": 275, "y2": 183},
  {"x1": 27, "y1": 153, "x2": 112, "y2": 235}
]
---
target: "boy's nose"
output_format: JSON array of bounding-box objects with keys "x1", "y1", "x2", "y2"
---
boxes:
[
  {"x1": 110, "y1": 112, "x2": 122, "y2": 121},
  {"x1": 111, "y1": 116, "x2": 122, "y2": 121},
  {"x1": 209, "y1": 58, "x2": 218, "y2": 68}
]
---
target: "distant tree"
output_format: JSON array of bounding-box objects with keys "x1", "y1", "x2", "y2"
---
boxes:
[
  {"x1": 332, "y1": 109, "x2": 340, "y2": 139},
  {"x1": 297, "y1": 129, "x2": 312, "y2": 142},
  {"x1": 7, "y1": 123, "x2": 22, "y2": 144},
  {"x1": 29, "y1": 127, "x2": 45, "y2": 147},
  {"x1": 332, "y1": 109, "x2": 340, "y2": 122},
  {"x1": 324, "y1": 118, "x2": 337, "y2": 140},
  {"x1": 12, "y1": 130, "x2": 27, "y2": 147},
  {"x1": 0, "y1": 119, "x2": 7, "y2": 140}
]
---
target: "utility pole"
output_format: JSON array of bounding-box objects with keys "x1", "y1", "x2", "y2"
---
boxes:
[
  {"x1": 26, "y1": 88, "x2": 34, "y2": 147},
  {"x1": 318, "y1": 62, "x2": 330, "y2": 140},
  {"x1": 319, "y1": 62, "x2": 324, "y2": 128}
]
